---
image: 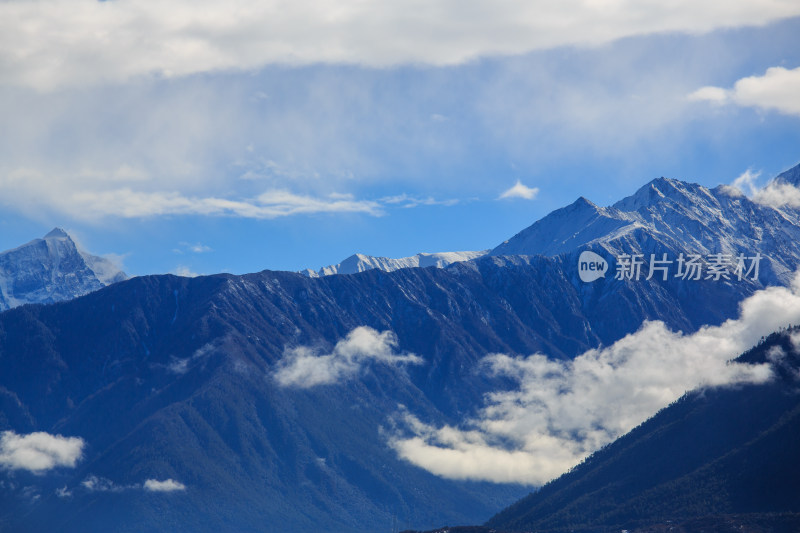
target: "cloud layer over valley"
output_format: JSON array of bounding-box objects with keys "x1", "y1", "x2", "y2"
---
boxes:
[{"x1": 388, "y1": 276, "x2": 800, "y2": 484}]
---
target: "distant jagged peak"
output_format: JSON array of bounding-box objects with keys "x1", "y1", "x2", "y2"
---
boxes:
[
  {"x1": 44, "y1": 227, "x2": 70, "y2": 239},
  {"x1": 490, "y1": 193, "x2": 624, "y2": 257},
  {"x1": 572, "y1": 195, "x2": 599, "y2": 209},
  {"x1": 0, "y1": 227, "x2": 127, "y2": 310},
  {"x1": 612, "y1": 176, "x2": 718, "y2": 213},
  {"x1": 303, "y1": 249, "x2": 488, "y2": 277}
]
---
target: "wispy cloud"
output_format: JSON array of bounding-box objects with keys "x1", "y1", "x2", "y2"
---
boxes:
[
  {"x1": 731, "y1": 169, "x2": 762, "y2": 194},
  {"x1": 388, "y1": 275, "x2": 800, "y2": 484},
  {"x1": 381, "y1": 194, "x2": 460, "y2": 208},
  {"x1": 0, "y1": 170, "x2": 384, "y2": 221},
  {"x1": 0, "y1": 162, "x2": 471, "y2": 221},
  {"x1": 498, "y1": 180, "x2": 539, "y2": 200},
  {"x1": 2, "y1": 1, "x2": 799, "y2": 90},
  {"x1": 689, "y1": 66, "x2": 800, "y2": 117},
  {"x1": 165, "y1": 343, "x2": 215, "y2": 374},
  {"x1": 173, "y1": 242, "x2": 212, "y2": 257},
  {"x1": 185, "y1": 242, "x2": 213, "y2": 253},
  {"x1": 82, "y1": 475, "x2": 126, "y2": 493},
  {"x1": 80, "y1": 475, "x2": 187, "y2": 493},
  {"x1": 274, "y1": 326, "x2": 422, "y2": 388},
  {"x1": 0, "y1": 431, "x2": 84, "y2": 473}
]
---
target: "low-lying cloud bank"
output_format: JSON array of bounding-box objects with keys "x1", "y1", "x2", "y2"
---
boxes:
[
  {"x1": 388, "y1": 275, "x2": 800, "y2": 485},
  {"x1": 0, "y1": 431, "x2": 84, "y2": 473},
  {"x1": 275, "y1": 326, "x2": 422, "y2": 388}
]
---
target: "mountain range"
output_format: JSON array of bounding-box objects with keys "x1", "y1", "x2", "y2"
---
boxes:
[
  {"x1": 0, "y1": 163, "x2": 799, "y2": 531},
  {"x1": 306, "y1": 166, "x2": 800, "y2": 289}
]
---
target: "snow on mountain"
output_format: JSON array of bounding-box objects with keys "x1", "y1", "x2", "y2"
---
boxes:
[
  {"x1": 773, "y1": 161, "x2": 800, "y2": 186},
  {"x1": 302, "y1": 250, "x2": 488, "y2": 277},
  {"x1": 491, "y1": 168, "x2": 800, "y2": 285},
  {"x1": 0, "y1": 228, "x2": 127, "y2": 311},
  {"x1": 305, "y1": 163, "x2": 800, "y2": 282}
]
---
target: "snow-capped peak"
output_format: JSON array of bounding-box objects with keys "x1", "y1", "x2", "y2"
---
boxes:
[
  {"x1": 44, "y1": 227, "x2": 70, "y2": 239},
  {"x1": 491, "y1": 195, "x2": 629, "y2": 257},
  {"x1": 490, "y1": 170, "x2": 800, "y2": 286},
  {"x1": 0, "y1": 228, "x2": 127, "y2": 311}
]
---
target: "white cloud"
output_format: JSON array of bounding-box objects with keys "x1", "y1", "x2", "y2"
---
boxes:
[
  {"x1": 166, "y1": 343, "x2": 215, "y2": 374},
  {"x1": 274, "y1": 326, "x2": 422, "y2": 388},
  {"x1": 731, "y1": 169, "x2": 761, "y2": 195},
  {"x1": 719, "y1": 168, "x2": 763, "y2": 197},
  {"x1": 144, "y1": 478, "x2": 186, "y2": 492},
  {"x1": 255, "y1": 190, "x2": 383, "y2": 217},
  {"x1": 2, "y1": 1, "x2": 799, "y2": 90},
  {"x1": 499, "y1": 180, "x2": 539, "y2": 200},
  {"x1": 753, "y1": 181, "x2": 800, "y2": 209},
  {"x1": 189, "y1": 243, "x2": 212, "y2": 253},
  {"x1": 0, "y1": 17, "x2": 794, "y2": 227},
  {"x1": 0, "y1": 25, "x2": 790, "y2": 225},
  {"x1": 724, "y1": 166, "x2": 800, "y2": 209},
  {"x1": 173, "y1": 266, "x2": 201, "y2": 278},
  {"x1": 174, "y1": 242, "x2": 212, "y2": 255},
  {"x1": 689, "y1": 66, "x2": 800, "y2": 117},
  {"x1": 687, "y1": 85, "x2": 729, "y2": 104},
  {"x1": 388, "y1": 275, "x2": 800, "y2": 484},
  {"x1": 0, "y1": 431, "x2": 84, "y2": 473}
]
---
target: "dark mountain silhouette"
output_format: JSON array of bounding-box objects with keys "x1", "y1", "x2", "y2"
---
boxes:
[{"x1": 0, "y1": 251, "x2": 767, "y2": 532}]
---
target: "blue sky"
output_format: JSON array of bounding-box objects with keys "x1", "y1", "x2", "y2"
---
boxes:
[{"x1": 0, "y1": 1, "x2": 799, "y2": 276}]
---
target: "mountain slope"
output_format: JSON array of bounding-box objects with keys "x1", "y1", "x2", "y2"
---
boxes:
[
  {"x1": 0, "y1": 249, "x2": 769, "y2": 533},
  {"x1": 486, "y1": 328, "x2": 800, "y2": 533},
  {"x1": 0, "y1": 228, "x2": 127, "y2": 311},
  {"x1": 774, "y1": 160, "x2": 800, "y2": 186}
]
